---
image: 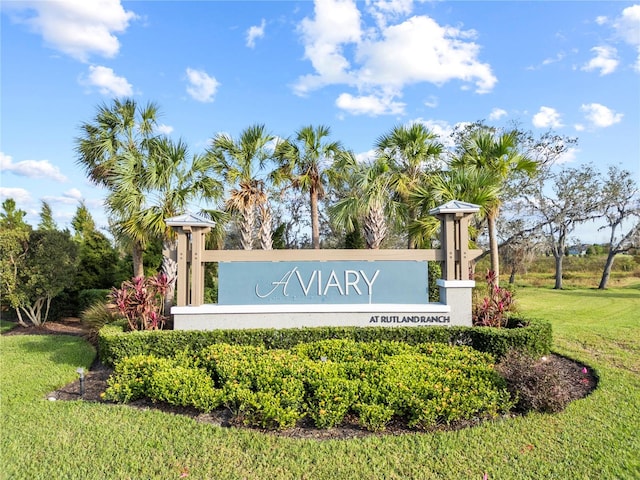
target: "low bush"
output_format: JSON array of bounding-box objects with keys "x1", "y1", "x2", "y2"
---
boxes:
[
  {"x1": 78, "y1": 289, "x2": 110, "y2": 313},
  {"x1": 103, "y1": 355, "x2": 172, "y2": 403},
  {"x1": 110, "y1": 274, "x2": 171, "y2": 331},
  {"x1": 80, "y1": 301, "x2": 120, "y2": 343},
  {"x1": 98, "y1": 318, "x2": 552, "y2": 367},
  {"x1": 103, "y1": 339, "x2": 514, "y2": 432},
  {"x1": 147, "y1": 365, "x2": 222, "y2": 413},
  {"x1": 496, "y1": 349, "x2": 574, "y2": 413},
  {"x1": 473, "y1": 271, "x2": 515, "y2": 327}
]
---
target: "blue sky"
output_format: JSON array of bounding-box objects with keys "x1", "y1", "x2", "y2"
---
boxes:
[{"x1": 1, "y1": 0, "x2": 639, "y2": 244}]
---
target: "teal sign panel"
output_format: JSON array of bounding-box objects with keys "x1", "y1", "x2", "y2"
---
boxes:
[{"x1": 218, "y1": 261, "x2": 428, "y2": 305}]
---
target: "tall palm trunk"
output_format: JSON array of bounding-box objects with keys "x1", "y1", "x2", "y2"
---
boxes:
[
  {"x1": 487, "y1": 211, "x2": 500, "y2": 287},
  {"x1": 407, "y1": 206, "x2": 417, "y2": 249},
  {"x1": 364, "y1": 205, "x2": 387, "y2": 249},
  {"x1": 132, "y1": 241, "x2": 145, "y2": 278},
  {"x1": 161, "y1": 239, "x2": 179, "y2": 315},
  {"x1": 310, "y1": 185, "x2": 320, "y2": 249},
  {"x1": 259, "y1": 203, "x2": 273, "y2": 250},
  {"x1": 240, "y1": 203, "x2": 255, "y2": 250}
]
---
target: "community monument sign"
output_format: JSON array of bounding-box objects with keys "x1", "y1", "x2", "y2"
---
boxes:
[{"x1": 167, "y1": 200, "x2": 481, "y2": 330}]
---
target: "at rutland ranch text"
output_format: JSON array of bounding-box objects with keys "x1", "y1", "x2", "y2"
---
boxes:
[{"x1": 369, "y1": 315, "x2": 450, "y2": 324}]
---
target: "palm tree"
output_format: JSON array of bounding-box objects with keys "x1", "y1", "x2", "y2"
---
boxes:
[
  {"x1": 451, "y1": 127, "x2": 536, "y2": 285},
  {"x1": 375, "y1": 123, "x2": 443, "y2": 248},
  {"x1": 330, "y1": 153, "x2": 401, "y2": 249},
  {"x1": 207, "y1": 124, "x2": 275, "y2": 250},
  {"x1": 274, "y1": 125, "x2": 343, "y2": 249},
  {"x1": 101, "y1": 136, "x2": 222, "y2": 312},
  {"x1": 76, "y1": 98, "x2": 160, "y2": 277}
]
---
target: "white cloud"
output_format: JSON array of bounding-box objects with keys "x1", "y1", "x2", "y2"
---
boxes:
[
  {"x1": 6, "y1": 0, "x2": 137, "y2": 62},
  {"x1": 185, "y1": 68, "x2": 220, "y2": 103},
  {"x1": 542, "y1": 52, "x2": 566, "y2": 66},
  {"x1": 356, "y1": 16, "x2": 497, "y2": 94},
  {"x1": 413, "y1": 119, "x2": 459, "y2": 148},
  {"x1": 424, "y1": 96, "x2": 438, "y2": 108},
  {"x1": 0, "y1": 187, "x2": 32, "y2": 204},
  {"x1": 574, "y1": 123, "x2": 585, "y2": 132},
  {"x1": 335, "y1": 92, "x2": 405, "y2": 116},
  {"x1": 295, "y1": 0, "x2": 496, "y2": 113},
  {"x1": 488, "y1": 108, "x2": 507, "y2": 121},
  {"x1": 366, "y1": 0, "x2": 414, "y2": 29},
  {"x1": 64, "y1": 188, "x2": 84, "y2": 201},
  {"x1": 532, "y1": 106, "x2": 563, "y2": 129},
  {"x1": 246, "y1": 19, "x2": 266, "y2": 48},
  {"x1": 613, "y1": 5, "x2": 640, "y2": 71},
  {"x1": 156, "y1": 124, "x2": 174, "y2": 135},
  {"x1": 595, "y1": 16, "x2": 608, "y2": 26},
  {"x1": 554, "y1": 147, "x2": 579, "y2": 164},
  {"x1": 81, "y1": 65, "x2": 133, "y2": 97},
  {"x1": 355, "y1": 149, "x2": 376, "y2": 163},
  {"x1": 43, "y1": 188, "x2": 85, "y2": 205},
  {"x1": 295, "y1": 0, "x2": 362, "y2": 95},
  {"x1": 614, "y1": 5, "x2": 640, "y2": 46},
  {"x1": 0, "y1": 152, "x2": 67, "y2": 182},
  {"x1": 580, "y1": 103, "x2": 623, "y2": 128},
  {"x1": 582, "y1": 46, "x2": 619, "y2": 75}
]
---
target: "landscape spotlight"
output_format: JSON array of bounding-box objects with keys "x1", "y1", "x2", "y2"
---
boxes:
[{"x1": 76, "y1": 367, "x2": 85, "y2": 398}]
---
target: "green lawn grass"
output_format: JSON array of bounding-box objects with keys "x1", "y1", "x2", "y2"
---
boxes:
[
  {"x1": 1, "y1": 286, "x2": 639, "y2": 479},
  {"x1": 0, "y1": 318, "x2": 17, "y2": 334}
]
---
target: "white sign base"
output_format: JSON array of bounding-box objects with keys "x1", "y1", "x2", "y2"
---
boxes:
[{"x1": 172, "y1": 303, "x2": 459, "y2": 330}]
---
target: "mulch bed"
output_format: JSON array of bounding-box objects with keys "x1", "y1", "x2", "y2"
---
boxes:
[{"x1": 4, "y1": 319, "x2": 599, "y2": 440}]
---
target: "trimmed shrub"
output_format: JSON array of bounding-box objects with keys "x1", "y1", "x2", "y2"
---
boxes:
[
  {"x1": 199, "y1": 344, "x2": 307, "y2": 430},
  {"x1": 147, "y1": 365, "x2": 222, "y2": 413},
  {"x1": 103, "y1": 355, "x2": 173, "y2": 403},
  {"x1": 98, "y1": 318, "x2": 552, "y2": 367},
  {"x1": 103, "y1": 340, "x2": 514, "y2": 432},
  {"x1": 302, "y1": 360, "x2": 357, "y2": 428}
]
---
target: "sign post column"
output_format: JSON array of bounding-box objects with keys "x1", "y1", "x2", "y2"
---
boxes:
[
  {"x1": 166, "y1": 214, "x2": 216, "y2": 306},
  {"x1": 430, "y1": 201, "x2": 481, "y2": 326}
]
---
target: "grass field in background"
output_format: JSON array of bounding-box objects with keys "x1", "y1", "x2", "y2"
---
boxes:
[{"x1": 1, "y1": 285, "x2": 639, "y2": 479}]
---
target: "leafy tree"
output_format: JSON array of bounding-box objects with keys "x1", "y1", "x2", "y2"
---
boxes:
[
  {"x1": 275, "y1": 125, "x2": 344, "y2": 249},
  {"x1": 69, "y1": 201, "x2": 122, "y2": 290},
  {"x1": 499, "y1": 219, "x2": 544, "y2": 284},
  {"x1": 597, "y1": 165, "x2": 640, "y2": 289},
  {"x1": 75, "y1": 230, "x2": 120, "y2": 290},
  {"x1": 37, "y1": 201, "x2": 57, "y2": 231},
  {"x1": 269, "y1": 189, "x2": 312, "y2": 249},
  {"x1": 375, "y1": 123, "x2": 443, "y2": 248},
  {"x1": 15, "y1": 230, "x2": 79, "y2": 325},
  {"x1": 526, "y1": 164, "x2": 602, "y2": 289},
  {"x1": 451, "y1": 126, "x2": 536, "y2": 285},
  {"x1": 0, "y1": 198, "x2": 29, "y2": 230},
  {"x1": 0, "y1": 199, "x2": 31, "y2": 323},
  {"x1": 71, "y1": 200, "x2": 97, "y2": 241},
  {"x1": 76, "y1": 98, "x2": 160, "y2": 277},
  {"x1": 207, "y1": 124, "x2": 275, "y2": 250}
]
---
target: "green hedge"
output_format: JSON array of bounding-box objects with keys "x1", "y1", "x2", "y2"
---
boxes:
[
  {"x1": 98, "y1": 317, "x2": 551, "y2": 367},
  {"x1": 103, "y1": 340, "x2": 514, "y2": 431}
]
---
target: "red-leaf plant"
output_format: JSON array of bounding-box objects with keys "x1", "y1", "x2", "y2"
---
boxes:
[
  {"x1": 472, "y1": 270, "x2": 514, "y2": 328},
  {"x1": 110, "y1": 273, "x2": 169, "y2": 331}
]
